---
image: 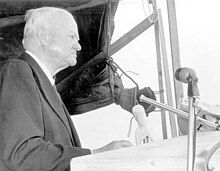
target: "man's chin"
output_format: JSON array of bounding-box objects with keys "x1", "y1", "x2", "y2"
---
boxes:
[{"x1": 69, "y1": 58, "x2": 77, "y2": 66}]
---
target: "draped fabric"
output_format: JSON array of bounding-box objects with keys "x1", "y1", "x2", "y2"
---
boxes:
[{"x1": 0, "y1": 0, "x2": 156, "y2": 115}]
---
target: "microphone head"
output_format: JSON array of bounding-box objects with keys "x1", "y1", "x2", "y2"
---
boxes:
[
  {"x1": 175, "y1": 67, "x2": 197, "y2": 83},
  {"x1": 175, "y1": 67, "x2": 199, "y2": 96}
]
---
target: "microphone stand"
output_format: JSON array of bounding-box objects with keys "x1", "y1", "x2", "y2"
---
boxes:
[{"x1": 187, "y1": 76, "x2": 199, "y2": 171}]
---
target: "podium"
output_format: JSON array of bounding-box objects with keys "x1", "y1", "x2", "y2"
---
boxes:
[{"x1": 71, "y1": 131, "x2": 220, "y2": 171}]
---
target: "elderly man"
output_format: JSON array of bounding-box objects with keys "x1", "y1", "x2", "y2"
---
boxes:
[{"x1": 0, "y1": 7, "x2": 132, "y2": 171}]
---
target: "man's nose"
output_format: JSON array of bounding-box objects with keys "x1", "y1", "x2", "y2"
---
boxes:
[{"x1": 74, "y1": 42, "x2": 81, "y2": 51}]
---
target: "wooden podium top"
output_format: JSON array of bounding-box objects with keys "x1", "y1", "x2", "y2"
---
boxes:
[{"x1": 71, "y1": 131, "x2": 220, "y2": 171}]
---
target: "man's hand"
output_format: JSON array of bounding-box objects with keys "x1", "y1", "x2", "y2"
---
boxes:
[
  {"x1": 137, "y1": 87, "x2": 156, "y2": 115},
  {"x1": 92, "y1": 140, "x2": 133, "y2": 154}
]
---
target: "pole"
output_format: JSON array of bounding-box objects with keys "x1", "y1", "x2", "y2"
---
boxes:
[{"x1": 186, "y1": 77, "x2": 199, "y2": 171}]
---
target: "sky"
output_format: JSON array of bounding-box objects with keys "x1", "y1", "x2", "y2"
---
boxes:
[{"x1": 71, "y1": 0, "x2": 220, "y2": 150}]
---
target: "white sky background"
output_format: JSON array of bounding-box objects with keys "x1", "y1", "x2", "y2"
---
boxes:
[{"x1": 71, "y1": 0, "x2": 220, "y2": 150}]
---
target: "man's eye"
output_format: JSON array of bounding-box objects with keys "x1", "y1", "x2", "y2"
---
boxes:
[{"x1": 69, "y1": 35, "x2": 79, "y2": 41}]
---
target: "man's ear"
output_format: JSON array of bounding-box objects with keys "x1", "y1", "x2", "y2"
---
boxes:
[{"x1": 37, "y1": 26, "x2": 49, "y2": 45}]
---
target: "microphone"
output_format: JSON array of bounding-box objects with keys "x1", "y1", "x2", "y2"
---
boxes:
[
  {"x1": 175, "y1": 67, "x2": 198, "y2": 83},
  {"x1": 175, "y1": 67, "x2": 199, "y2": 97}
]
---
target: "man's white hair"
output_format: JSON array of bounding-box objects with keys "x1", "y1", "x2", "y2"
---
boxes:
[{"x1": 23, "y1": 7, "x2": 72, "y2": 40}]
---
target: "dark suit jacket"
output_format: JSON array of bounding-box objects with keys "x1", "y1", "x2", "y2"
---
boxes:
[{"x1": 0, "y1": 52, "x2": 91, "y2": 171}]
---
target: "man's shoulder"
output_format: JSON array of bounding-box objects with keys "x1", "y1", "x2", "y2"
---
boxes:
[
  {"x1": 0, "y1": 58, "x2": 35, "y2": 83},
  {"x1": 1, "y1": 58, "x2": 28, "y2": 66},
  {"x1": 1, "y1": 58, "x2": 31, "y2": 72}
]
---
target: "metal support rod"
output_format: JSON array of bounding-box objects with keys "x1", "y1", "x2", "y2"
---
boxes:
[
  {"x1": 187, "y1": 97, "x2": 197, "y2": 171},
  {"x1": 139, "y1": 95, "x2": 218, "y2": 129},
  {"x1": 186, "y1": 77, "x2": 199, "y2": 171}
]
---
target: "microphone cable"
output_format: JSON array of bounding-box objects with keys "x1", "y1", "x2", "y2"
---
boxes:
[{"x1": 204, "y1": 141, "x2": 220, "y2": 171}]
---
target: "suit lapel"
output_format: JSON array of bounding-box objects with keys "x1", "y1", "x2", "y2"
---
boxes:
[
  {"x1": 19, "y1": 52, "x2": 75, "y2": 145},
  {"x1": 62, "y1": 103, "x2": 81, "y2": 147}
]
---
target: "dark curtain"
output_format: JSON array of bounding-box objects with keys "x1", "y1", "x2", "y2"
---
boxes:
[{"x1": 0, "y1": 0, "x2": 155, "y2": 115}]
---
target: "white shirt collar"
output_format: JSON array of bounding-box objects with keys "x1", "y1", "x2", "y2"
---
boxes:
[{"x1": 25, "y1": 51, "x2": 55, "y2": 85}]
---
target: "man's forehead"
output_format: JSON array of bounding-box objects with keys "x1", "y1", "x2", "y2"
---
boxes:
[
  {"x1": 52, "y1": 12, "x2": 79, "y2": 37},
  {"x1": 66, "y1": 17, "x2": 78, "y2": 31}
]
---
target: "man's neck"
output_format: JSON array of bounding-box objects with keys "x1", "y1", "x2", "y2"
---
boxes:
[{"x1": 25, "y1": 51, "x2": 55, "y2": 85}]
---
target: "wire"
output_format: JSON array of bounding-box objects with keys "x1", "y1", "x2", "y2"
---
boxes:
[
  {"x1": 110, "y1": 59, "x2": 139, "y2": 91},
  {"x1": 141, "y1": 0, "x2": 158, "y2": 23},
  {"x1": 120, "y1": 70, "x2": 139, "y2": 78},
  {"x1": 141, "y1": 0, "x2": 149, "y2": 18},
  {"x1": 204, "y1": 141, "x2": 220, "y2": 171}
]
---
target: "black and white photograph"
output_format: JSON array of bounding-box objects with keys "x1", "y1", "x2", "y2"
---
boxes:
[{"x1": 1, "y1": 0, "x2": 220, "y2": 170}]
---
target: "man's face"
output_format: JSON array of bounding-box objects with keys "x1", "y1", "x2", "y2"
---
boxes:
[{"x1": 47, "y1": 14, "x2": 81, "y2": 69}]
